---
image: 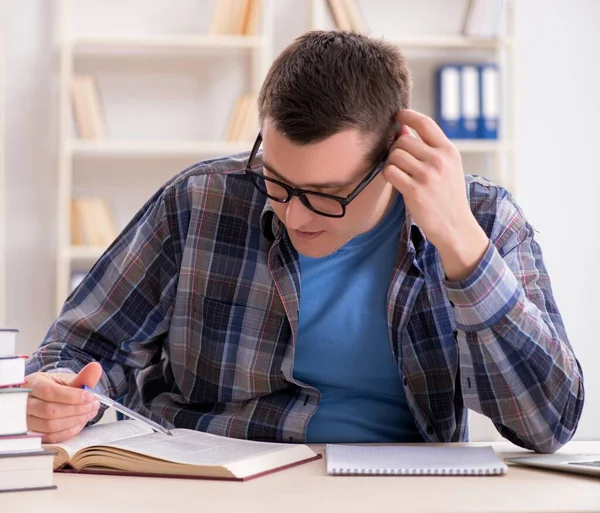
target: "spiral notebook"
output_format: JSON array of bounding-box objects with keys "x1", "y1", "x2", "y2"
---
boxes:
[{"x1": 326, "y1": 445, "x2": 508, "y2": 476}]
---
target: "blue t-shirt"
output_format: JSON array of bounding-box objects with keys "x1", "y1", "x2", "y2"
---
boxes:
[{"x1": 293, "y1": 195, "x2": 422, "y2": 443}]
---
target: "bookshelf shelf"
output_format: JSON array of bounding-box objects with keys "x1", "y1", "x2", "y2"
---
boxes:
[
  {"x1": 72, "y1": 35, "x2": 265, "y2": 53},
  {"x1": 70, "y1": 140, "x2": 253, "y2": 159},
  {"x1": 385, "y1": 36, "x2": 514, "y2": 50},
  {"x1": 453, "y1": 140, "x2": 512, "y2": 153},
  {"x1": 68, "y1": 139, "x2": 508, "y2": 159}
]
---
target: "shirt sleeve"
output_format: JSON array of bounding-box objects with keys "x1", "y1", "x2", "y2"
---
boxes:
[
  {"x1": 25, "y1": 184, "x2": 184, "y2": 403},
  {"x1": 445, "y1": 181, "x2": 584, "y2": 453}
]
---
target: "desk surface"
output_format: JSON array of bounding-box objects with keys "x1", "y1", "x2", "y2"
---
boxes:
[{"x1": 6, "y1": 441, "x2": 600, "y2": 513}]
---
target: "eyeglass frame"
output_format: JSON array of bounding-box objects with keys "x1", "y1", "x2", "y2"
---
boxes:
[{"x1": 244, "y1": 133, "x2": 390, "y2": 219}]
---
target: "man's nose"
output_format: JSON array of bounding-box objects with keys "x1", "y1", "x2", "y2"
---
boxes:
[{"x1": 285, "y1": 196, "x2": 316, "y2": 230}]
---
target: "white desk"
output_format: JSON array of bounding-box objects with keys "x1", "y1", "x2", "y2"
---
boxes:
[{"x1": 6, "y1": 441, "x2": 600, "y2": 513}]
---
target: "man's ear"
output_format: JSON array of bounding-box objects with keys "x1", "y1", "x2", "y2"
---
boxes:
[{"x1": 396, "y1": 124, "x2": 406, "y2": 140}]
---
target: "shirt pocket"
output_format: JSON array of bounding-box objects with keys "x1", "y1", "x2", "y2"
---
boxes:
[{"x1": 187, "y1": 295, "x2": 290, "y2": 403}]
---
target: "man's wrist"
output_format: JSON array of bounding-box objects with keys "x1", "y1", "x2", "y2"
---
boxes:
[{"x1": 436, "y1": 219, "x2": 490, "y2": 282}]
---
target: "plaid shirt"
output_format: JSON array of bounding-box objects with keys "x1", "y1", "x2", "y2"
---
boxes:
[{"x1": 27, "y1": 152, "x2": 584, "y2": 453}]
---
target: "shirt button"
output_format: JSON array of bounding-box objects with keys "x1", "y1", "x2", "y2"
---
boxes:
[
  {"x1": 449, "y1": 301, "x2": 455, "y2": 308},
  {"x1": 288, "y1": 436, "x2": 294, "y2": 442},
  {"x1": 426, "y1": 426, "x2": 434, "y2": 435},
  {"x1": 403, "y1": 377, "x2": 408, "y2": 386}
]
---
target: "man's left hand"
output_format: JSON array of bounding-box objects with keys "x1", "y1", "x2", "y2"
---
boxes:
[{"x1": 383, "y1": 109, "x2": 490, "y2": 281}]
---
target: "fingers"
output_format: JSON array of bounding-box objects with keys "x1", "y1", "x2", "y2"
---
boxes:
[
  {"x1": 39, "y1": 424, "x2": 90, "y2": 445},
  {"x1": 24, "y1": 370, "x2": 103, "y2": 443},
  {"x1": 28, "y1": 374, "x2": 96, "y2": 405},
  {"x1": 68, "y1": 362, "x2": 103, "y2": 389},
  {"x1": 27, "y1": 395, "x2": 100, "y2": 420},
  {"x1": 388, "y1": 147, "x2": 426, "y2": 179},
  {"x1": 27, "y1": 409, "x2": 97, "y2": 438},
  {"x1": 383, "y1": 163, "x2": 416, "y2": 196},
  {"x1": 395, "y1": 109, "x2": 450, "y2": 149},
  {"x1": 395, "y1": 134, "x2": 435, "y2": 163}
]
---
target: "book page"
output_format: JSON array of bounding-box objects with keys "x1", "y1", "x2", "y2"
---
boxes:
[
  {"x1": 104, "y1": 428, "x2": 298, "y2": 467},
  {"x1": 46, "y1": 420, "x2": 154, "y2": 460}
]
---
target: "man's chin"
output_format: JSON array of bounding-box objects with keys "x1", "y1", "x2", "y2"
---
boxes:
[{"x1": 288, "y1": 233, "x2": 343, "y2": 259}]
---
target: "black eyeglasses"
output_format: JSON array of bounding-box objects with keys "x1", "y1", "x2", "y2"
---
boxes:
[{"x1": 244, "y1": 133, "x2": 389, "y2": 218}]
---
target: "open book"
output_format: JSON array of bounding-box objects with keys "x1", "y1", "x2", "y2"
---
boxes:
[{"x1": 44, "y1": 421, "x2": 320, "y2": 481}]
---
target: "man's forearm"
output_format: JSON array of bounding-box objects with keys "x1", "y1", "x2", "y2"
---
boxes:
[{"x1": 445, "y1": 241, "x2": 584, "y2": 453}]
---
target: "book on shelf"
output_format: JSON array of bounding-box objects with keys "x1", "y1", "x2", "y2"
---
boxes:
[
  {"x1": 0, "y1": 329, "x2": 56, "y2": 493},
  {"x1": 209, "y1": 0, "x2": 262, "y2": 36},
  {"x1": 45, "y1": 420, "x2": 321, "y2": 481},
  {"x1": 71, "y1": 196, "x2": 118, "y2": 247},
  {"x1": 435, "y1": 62, "x2": 500, "y2": 140},
  {"x1": 462, "y1": 0, "x2": 507, "y2": 39},
  {"x1": 70, "y1": 74, "x2": 107, "y2": 140},
  {"x1": 325, "y1": 0, "x2": 367, "y2": 33},
  {"x1": 225, "y1": 92, "x2": 258, "y2": 143}
]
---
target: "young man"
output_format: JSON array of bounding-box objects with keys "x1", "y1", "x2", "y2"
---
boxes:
[{"x1": 25, "y1": 31, "x2": 583, "y2": 451}]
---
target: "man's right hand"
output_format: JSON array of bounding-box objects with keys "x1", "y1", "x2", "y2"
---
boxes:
[{"x1": 25, "y1": 362, "x2": 103, "y2": 443}]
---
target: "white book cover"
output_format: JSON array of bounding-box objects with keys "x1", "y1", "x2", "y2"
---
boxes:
[{"x1": 326, "y1": 445, "x2": 508, "y2": 476}]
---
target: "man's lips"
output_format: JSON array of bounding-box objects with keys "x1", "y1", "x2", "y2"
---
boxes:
[{"x1": 293, "y1": 230, "x2": 325, "y2": 240}]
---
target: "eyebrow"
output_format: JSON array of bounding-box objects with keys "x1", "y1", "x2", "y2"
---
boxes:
[{"x1": 261, "y1": 160, "x2": 368, "y2": 191}]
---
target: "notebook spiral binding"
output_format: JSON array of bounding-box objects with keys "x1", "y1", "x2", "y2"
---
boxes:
[{"x1": 330, "y1": 467, "x2": 506, "y2": 476}]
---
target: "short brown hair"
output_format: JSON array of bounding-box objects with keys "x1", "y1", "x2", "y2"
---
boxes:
[{"x1": 258, "y1": 30, "x2": 412, "y2": 161}]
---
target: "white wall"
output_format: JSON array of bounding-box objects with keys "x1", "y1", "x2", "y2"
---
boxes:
[
  {"x1": 514, "y1": 0, "x2": 600, "y2": 440},
  {"x1": 3, "y1": 0, "x2": 599, "y2": 440}
]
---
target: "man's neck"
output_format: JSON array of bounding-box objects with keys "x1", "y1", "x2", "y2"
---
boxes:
[{"x1": 358, "y1": 185, "x2": 398, "y2": 235}]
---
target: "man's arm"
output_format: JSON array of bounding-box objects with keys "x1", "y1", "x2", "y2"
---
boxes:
[
  {"x1": 445, "y1": 180, "x2": 584, "y2": 453},
  {"x1": 384, "y1": 110, "x2": 583, "y2": 453},
  {"x1": 26, "y1": 184, "x2": 183, "y2": 402}
]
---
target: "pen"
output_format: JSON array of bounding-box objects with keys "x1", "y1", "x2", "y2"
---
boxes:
[{"x1": 82, "y1": 385, "x2": 172, "y2": 436}]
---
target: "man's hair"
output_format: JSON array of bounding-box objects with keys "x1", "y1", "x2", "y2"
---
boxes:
[{"x1": 258, "y1": 30, "x2": 412, "y2": 161}]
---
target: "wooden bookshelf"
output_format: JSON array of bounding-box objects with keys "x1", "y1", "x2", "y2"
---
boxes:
[
  {"x1": 72, "y1": 35, "x2": 266, "y2": 52},
  {"x1": 55, "y1": 0, "x2": 274, "y2": 310},
  {"x1": 69, "y1": 140, "x2": 253, "y2": 159},
  {"x1": 384, "y1": 35, "x2": 515, "y2": 49}
]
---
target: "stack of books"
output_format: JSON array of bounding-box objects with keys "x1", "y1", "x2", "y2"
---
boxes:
[{"x1": 0, "y1": 330, "x2": 56, "y2": 493}]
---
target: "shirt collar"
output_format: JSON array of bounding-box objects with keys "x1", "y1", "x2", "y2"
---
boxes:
[
  {"x1": 260, "y1": 201, "x2": 282, "y2": 243},
  {"x1": 404, "y1": 209, "x2": 427, "y2": 256}
]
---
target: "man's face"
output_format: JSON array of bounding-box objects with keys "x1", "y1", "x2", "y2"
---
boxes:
[{"x1": 261, "y1": 119, "x2": 395, "y2": 258}]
